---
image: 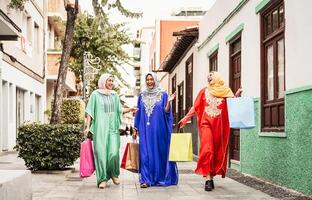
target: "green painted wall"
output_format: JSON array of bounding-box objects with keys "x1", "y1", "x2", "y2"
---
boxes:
[{"x1": 240, "y1": 87, "x2": 312, "y2": 195}]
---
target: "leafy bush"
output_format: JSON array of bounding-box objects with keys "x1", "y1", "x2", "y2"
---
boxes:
[
  {"x1": 15, "y1": 123, "x2": 84, "y2": 170},
  {"x1": 61, "y1": 98, "x2": 85, "y2": 124}
]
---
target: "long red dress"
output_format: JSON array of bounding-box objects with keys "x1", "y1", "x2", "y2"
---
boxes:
[{"x1": 185, "y1": 87, "x2": 230, "y2": 177}]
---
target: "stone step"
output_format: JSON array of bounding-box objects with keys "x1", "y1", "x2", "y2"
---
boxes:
[{"x1": 0, "y1": 170, "x2": 32, "y2": 200}]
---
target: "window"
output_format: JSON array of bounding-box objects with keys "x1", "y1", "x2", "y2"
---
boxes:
[
  {"x1": 34, "y1": 23, "x2": 40, "y2": 54},
  {"x1": 229, "y1": 35, "x2": 241, "y2": 93},
  {"x1": 171, "y1": 74, "x2": 177, "y2": 125},
  {"x1": 185, "y1": 54, "x2": 193, "y2": 115},
  {"x1": 35, "y1": 95, "x2": 41, "y2": 121},
  {"x1": 48, "y1": 23, "x2": 53, "y2": 49},
  {"x1": 261, "y1": 0, "x2": 285, "y2": 132},
  {"x1": 209, "y1": 51, "x2": 218, "y2": 72},
  {"x1": 9, "y1": 83, "x2": 13, "y2": 123},
  {"x1": 27, "y1": 16, "x2": 32, "y2": 45},
  {"x1": 178, "y1": 82, "x2": 184, "y2": 121}
]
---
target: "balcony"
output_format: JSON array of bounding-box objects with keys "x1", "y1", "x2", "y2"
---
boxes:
[
  {"x1": 48, "y1": 0, "x2": 67, "y2": 20},
  {"x1": 48, "y1": 15, "x2": 65, "y2": 39},
  {"x1": 48, "y1": 0, "x2": 66, "y2": 39},
  {"x1": 47, "y1": 52, "x2": 76, "y2": 92}
]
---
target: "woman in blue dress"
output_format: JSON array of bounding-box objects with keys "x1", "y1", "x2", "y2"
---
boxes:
[{"x1": 133, "y1": 72, "x2": 178, "y2": 188}]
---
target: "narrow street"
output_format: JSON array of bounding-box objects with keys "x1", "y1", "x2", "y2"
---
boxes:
[{"x1": 0, "y1": 137, "x2": 276, "y2": 200}]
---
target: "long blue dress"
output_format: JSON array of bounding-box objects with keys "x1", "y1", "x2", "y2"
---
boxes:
[{"x1": 134, "y1": 91, "x2": 178, "y2": 186}]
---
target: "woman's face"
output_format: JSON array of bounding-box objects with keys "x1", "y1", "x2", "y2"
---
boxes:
[
  {"x1": 146, "y1": 74, "x2": 155, "y2": 89},
  {"x1": 207, "y1": 72, "x2": 214, "y2": 83},
  {"x1": 105, "y1": 76, "x2": 114, "y2": 90}
]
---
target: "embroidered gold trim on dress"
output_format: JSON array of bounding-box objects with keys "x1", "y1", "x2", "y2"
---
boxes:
[{"x1": 204, "y1": 88, "x2": 223, "y2": 118}]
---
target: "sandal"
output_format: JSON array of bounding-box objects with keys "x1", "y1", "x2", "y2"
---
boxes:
[
  {"x1": 99, "y1": 181, "x2": 107, "y2": 189},
  {"x1": 112, "y1": 177, "x2": 120, "y2": 185},
  {"x1": 140, "y1": 183, "x2": 149, "y2": 188}
]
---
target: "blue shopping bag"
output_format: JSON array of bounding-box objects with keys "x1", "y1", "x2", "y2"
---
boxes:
[{"x1": 226, "y1": 97, "x2": 255, "y2": 129}]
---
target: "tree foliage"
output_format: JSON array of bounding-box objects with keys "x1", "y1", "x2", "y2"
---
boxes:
[
  {"x1": 68, "y1": 1, "x2": 142, "y2": 96},
  {"x1": 9, "y1": 0, "x2": 28, "y2": 9},
  {"x1": 92, "y1": 0, "x2": 142, "y2": 19},
  {"x1": 69, "y1": 10, "x2": 141, "y2": 94}
]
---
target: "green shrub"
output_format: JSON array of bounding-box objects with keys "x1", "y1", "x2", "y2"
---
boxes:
[
  {"x1": 15, "y1": 123, "x2": 84, "y2": 170},
  {"x1": 61, "y1": 98, "x2": 85, "y2": 124}
]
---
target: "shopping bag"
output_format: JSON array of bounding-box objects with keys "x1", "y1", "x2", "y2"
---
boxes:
[
  {"x1": 226, "y1": 97, "x2": 256, "y2": 129},
  {"x1": 169, "y1": 133, "x2": 193, "y2": 162},
  {"x1": 80, "y1": 138, "x2": 95, "y2": 178},
  {"x1": 120, "y1": 142, "x2": 139, "y2": 173}
]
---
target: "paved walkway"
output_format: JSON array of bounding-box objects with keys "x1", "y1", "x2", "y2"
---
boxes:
[{"x1": 0, "y1": 137, "x2": 277, "y2": 200}]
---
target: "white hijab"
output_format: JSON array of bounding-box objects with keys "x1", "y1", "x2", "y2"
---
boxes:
[
  {"x1": 96, "y1": 73, "x2": 116, "y2": 95},
  {"x1": 143, "y1": 72, "x2": 162, "y2": 95},
  {"x1": 141, "y1": 72, "x2": 163, "y2": 125}
]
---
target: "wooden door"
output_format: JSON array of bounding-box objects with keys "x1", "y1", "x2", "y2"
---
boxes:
[
  {"x1": 229, "y1": 35, "x2": 241, "y2": 161},
  {"x1": 177, "y1": 82, "x2": 184, "y2": 123}
]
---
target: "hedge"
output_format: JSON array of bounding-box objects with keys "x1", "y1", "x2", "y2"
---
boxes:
[{"x1": 15, "y1": 123, "x2": 84, "y2": 170}]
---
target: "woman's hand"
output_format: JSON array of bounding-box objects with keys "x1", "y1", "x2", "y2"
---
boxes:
[
  {"x1": 132, "y1": 129, "x2": 138, "y2": 140},
  {"x1": 178, "y1": 118, "x2": 187, "y2": 129},
  {"x1": 130, "y1": 107, "x2": 138, "y2": 114},
  {"x1": 165, "y1": 92, "x2": 176, "y2": 112},
  {"x1": 168, "y1": 92, "x2": 176, "y2": 102},
  {"x1": 235, "y1": 88, "x2": 243, "y2": 97},
  {"x1": 84, "y1": 128, "x2": 90, "y2": 137}
]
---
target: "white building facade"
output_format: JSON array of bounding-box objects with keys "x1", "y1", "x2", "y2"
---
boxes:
[{"x1": 0, "y1": 0, "x2": 46, "y2": 151}]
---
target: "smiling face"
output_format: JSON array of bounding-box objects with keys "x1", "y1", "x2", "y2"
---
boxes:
[
  {"x1": 146, "y1": 74, "x2": 155, "y2": 89},
  {"x1": 105, "y1": 76, "x2": 114, "y2": 90},
  {"x1": 207, "y1": 72, "x2": 214, "y2": 84}
]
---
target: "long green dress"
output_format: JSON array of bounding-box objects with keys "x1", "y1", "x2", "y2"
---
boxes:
[{"x1": 86, "y1": 90, "x2": 122, "y2": 186}]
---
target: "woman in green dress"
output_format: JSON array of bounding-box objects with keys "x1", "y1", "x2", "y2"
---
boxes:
[{"x1": 84, "y1": 73, "x2": 132, "y2": 189}]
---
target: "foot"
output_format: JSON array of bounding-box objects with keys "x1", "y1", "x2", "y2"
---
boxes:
[
  {"x1": 112, "y1": 177, "x2": 120, "y2": 185},
  {"x1": 99, "y1": 181, "x2": 107, "y2": 189},
  {"x1": 140, "y1": 183, "x2": 149, "y2": 188},
  {"x1": 205, "y1": 180, "x2": 213, "y2": 191}
]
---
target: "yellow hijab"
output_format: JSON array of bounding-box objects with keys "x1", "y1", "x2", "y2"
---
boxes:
[{"x1": 207, "y1": 72, "x2": 234, "y2": 98}]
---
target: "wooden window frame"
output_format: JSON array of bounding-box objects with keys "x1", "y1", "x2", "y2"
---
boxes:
[
  {"x1": 260, "y1": 0, "x2": 285, "y2": 132},
  {"x1": 185, "y1": 54, "x2": 193, "y2": 115},
  {"x1": 228, "y1": 34, "x2": 242, "y2": 161},
  {"x1": 229, "y1": 34, "x2": 242, "y2": 92},
  {"x1": 171, "y1": 74, "x2": 177, "y2": 126},
  {"x1": 209, "y1": 51, "x2": 218, "y2": 72},
  {"x1": 178, "y1": 82, "x2": 184, "y2": 122}
]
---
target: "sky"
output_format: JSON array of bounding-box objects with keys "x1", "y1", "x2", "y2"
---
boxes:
[
  {"x1": 79, "y1": 0, "x2": 216, "y2": 100},
  {"x1": 81, "y1": 0, "x2": 215, "y2": 36}
]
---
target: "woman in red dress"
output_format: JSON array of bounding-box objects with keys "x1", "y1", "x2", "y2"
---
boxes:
[{"x1": 179, "y1": 71, "x2": 241, "y2": 191}]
